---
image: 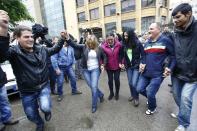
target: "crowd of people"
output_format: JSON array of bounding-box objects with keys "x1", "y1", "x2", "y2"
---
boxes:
[{"x1": 0, "y1": 3, "x2": 196, "y2": 131}]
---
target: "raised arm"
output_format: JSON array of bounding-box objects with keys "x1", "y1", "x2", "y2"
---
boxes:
[
  {"x1": 46, "y1": 31, "x2": 68, "y2": 56},
  {"x1": 45, "y1": 38, "x2": 64, "y2": 56},
  {"x1": 0, "y1": 10, "x2": 10, "y2": 62}
]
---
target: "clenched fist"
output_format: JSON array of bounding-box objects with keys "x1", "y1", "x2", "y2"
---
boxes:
[{"x1": 0, "y1": 10, "x2": 9, "y2": 36}]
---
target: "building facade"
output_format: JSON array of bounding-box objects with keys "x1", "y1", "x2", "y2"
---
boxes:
[
  {"x1": 19, "y1": 0, "x2": 43, "y2": 27},
  {"x1": 39, "y1": 0, "x2": 66, "y2": 37},
  {"x1": 64, "y1": 0, "x2": 170, "y2": 39},
  {"x1": 20, "y1": 0, "x2": 66, "y2": 37}
]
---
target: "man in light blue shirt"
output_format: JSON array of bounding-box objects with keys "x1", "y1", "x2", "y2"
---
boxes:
[{"x1": 51, "y1": 42, "x2": 82, "y2": 101}]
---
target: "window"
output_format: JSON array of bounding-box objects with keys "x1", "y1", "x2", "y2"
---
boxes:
[
  {"x1": 161, "y1": 16, "x2": 166, "y2": 25},
  {"x1": 121, "y1": 0, "x2": 135, "y2": 13},
  {"x1": 141, "y1": 0, "x2": 155, "y2": 8},
  {"x1": 105, "y1": 22, "x2": 116, "y2": 35},
  {"x1": 121, "y1": 19, "x2": 135, "y2": 31},
  {"x1": 89, "y1": 0, "x2": 97, "y2": 3},
  {"x1": 90, "y1": 8, "x2": 99, "y2": 20},
  {"x1": 77, "y1": 12, "x2": 86, "y2": 22},
  {"x1": 76, "y1": 0, "x2": 84, "y2": 7},
  {"x1": 161, "y1": 0, "x2": 167, "y2": 7},
  {"x1": 104, "y1": 4, "x2": 116, "y2": 17},
  {"x1": 141, "y1": 16, "x2": 155, "y2": 33}
]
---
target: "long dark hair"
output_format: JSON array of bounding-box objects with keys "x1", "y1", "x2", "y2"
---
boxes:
[{"x1": 122, "y1": 28, "x2": 138, "y2": 49}]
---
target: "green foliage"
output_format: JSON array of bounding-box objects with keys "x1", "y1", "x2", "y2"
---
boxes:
[{"x1": 0, "y1": 0, "x2": 34, "y2": 25}]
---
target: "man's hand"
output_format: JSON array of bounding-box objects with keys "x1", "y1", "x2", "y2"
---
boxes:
[
  {"x1": 163, "y1": 67, "x2": 171, "y2": 77},
  {"x1": 55, "y1": 69, "x2": 61, "y2": 75},
  {"x1": 139, "y1": 63, "x2": 146, "y2": 73},
  {"x1": 0, "y1": 10, "x2": 9, "y2": 36},
  {"x1": 60, "y1": 30, "x2": 69, "y2": 40}
]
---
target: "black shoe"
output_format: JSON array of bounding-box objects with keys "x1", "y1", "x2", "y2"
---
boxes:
[
  {"x1": 100, "y1": 95, "x2": 104, "y2": 103},
  {"x1": 108, "y1": 94, "x2": 114, "y2": 100},
  {"x1": 168, "y1": 84, "x2": 173, "y2": 87},
  {"x1": 128, "y1": 97, "x2": 134, "y2": 102},
  {"x1": 36, "y1": 124, "x2": 44, "y2": 131},
  {"x1": 115, "y1": 94, "x2": 119, "y2": 100},
  {"x1": 133, "y1": 99, "x2": 139, "y2": 107},
  {"x1": 51, "y1": 91, "x2": 58, "y2": 95},
  {"x1": 92, "y1": 107, "x2": 97, "y2": 113},
  {"x1": 44, "y1": 112, "x2": 51, "y2": 121},
  {"x1": 57, "y1": 95, "x2": 63, "y2": 102},
  {"x1": 3, "y1": 118, "x2": 19, "y2": 125},
  {"x1": 0, "y1": 124, "x2": 5, "y2": 131},
  {"x1": 72, "y1": 90, "x2": 82, "y2": 95}
]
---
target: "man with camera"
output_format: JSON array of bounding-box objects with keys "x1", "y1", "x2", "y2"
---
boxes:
[{"x1": 0, "y1": 12, "x2": 67, "y2": 131}]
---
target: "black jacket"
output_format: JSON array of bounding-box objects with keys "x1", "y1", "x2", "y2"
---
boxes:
[
  {"x1": 122, "y1": 40, "x2": 145, "y2": 69},
  {"x1": 0, "y1": 36, "x2": 9, "y2": 87},
  {"x1": 2, "y1": 38, "x2": 64, "y2": 92},
  {"x1": 66, "y1": 39, "x2": 107, "y2": 69},
  {"x1": 173, "y1": 17, "x2": 197, "y2": 82}
]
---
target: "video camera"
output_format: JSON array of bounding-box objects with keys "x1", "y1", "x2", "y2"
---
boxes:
[{"x1": 32, "y1": 24, "x2": 48, "y2": 40}]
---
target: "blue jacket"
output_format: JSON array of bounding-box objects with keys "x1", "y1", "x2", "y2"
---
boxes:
[
  {"x1": 142, "y1": 35, "x2": 176, "y2": 78},
  {"x1": 51, "y1": 45, "x2": 75, "y2": 70}
]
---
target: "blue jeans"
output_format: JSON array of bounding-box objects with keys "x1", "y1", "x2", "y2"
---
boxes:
[
  {"x1": 75, "y1": 59, "x2": 83, "y2": 79},
  {"x1": 137, "y1": 75, "x2": 164, "y2": 111},
  {"x1": 126, "y1": 68, "x2": 140, "y2": 99},
  {"x1": 0, "y1": 86, "x2": 12, "y2": 123},
  {"x1": 82, "y1": 68, "x2": 104, "y2": 108},
  {"x1": 57, "y1": 65, "x2": 77, "y2": 95},
  {"x1": 21, "y1": 83, "x2": 52, "y2": 126},
  {"x1": 172, "y1": 77, "x2": 197, "y2": 128}
]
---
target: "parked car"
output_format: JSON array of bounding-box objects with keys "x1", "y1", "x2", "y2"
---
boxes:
[{"x1": 1, "y1": 61, "x2": 18, "y2": 95}]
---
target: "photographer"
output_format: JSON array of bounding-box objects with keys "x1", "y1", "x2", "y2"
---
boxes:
[{"x1": 32, "y1": 24, "x2": 58, "y2": 95}]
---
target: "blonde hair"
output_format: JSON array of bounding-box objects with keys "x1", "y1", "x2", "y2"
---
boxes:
[{"x1": 86, "y1": 35, "x2": 98, "y2": 50}]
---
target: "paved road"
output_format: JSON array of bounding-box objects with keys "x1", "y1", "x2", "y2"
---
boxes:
[{"x1": 6, "y1": 72, "x2": 197, "y2": 131}]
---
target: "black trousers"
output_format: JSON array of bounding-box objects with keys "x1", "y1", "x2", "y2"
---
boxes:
[{"x1": 106, "y1": 69, "x2": 120, "y2": 95}]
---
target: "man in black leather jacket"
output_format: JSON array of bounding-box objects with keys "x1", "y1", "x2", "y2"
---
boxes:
[{"x1": 1, "y1": 23, "x2": 66, "y2": 131}]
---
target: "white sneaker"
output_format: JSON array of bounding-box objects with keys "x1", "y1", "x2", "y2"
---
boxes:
[
  {"x1": 170, "y1": 113, "x2": 177, "y2": 119},
  {"x1": 174, "y1": 125, "x2": 186, "y2": 131},
  {"x1": 145, "y1": 109, "x2": 156, "y2": 115}
]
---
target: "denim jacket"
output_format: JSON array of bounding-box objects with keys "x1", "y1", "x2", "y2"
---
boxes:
[{"x1": 51, "y1": 45, "x2": 75, "y2": 70}]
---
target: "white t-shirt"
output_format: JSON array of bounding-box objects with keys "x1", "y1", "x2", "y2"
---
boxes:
[{"x1": 87, "y1": 50, "x2": 99, "y2": 70}]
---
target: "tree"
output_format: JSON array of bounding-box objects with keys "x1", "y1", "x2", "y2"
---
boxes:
[{"x1": 0, "y1": 0, "x2": 34, "y2": 25}]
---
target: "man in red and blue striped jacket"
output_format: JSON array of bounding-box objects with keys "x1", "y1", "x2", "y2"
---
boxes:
[{"x1": 136, "y1": 22, "x2": 176, "y2": 115}]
